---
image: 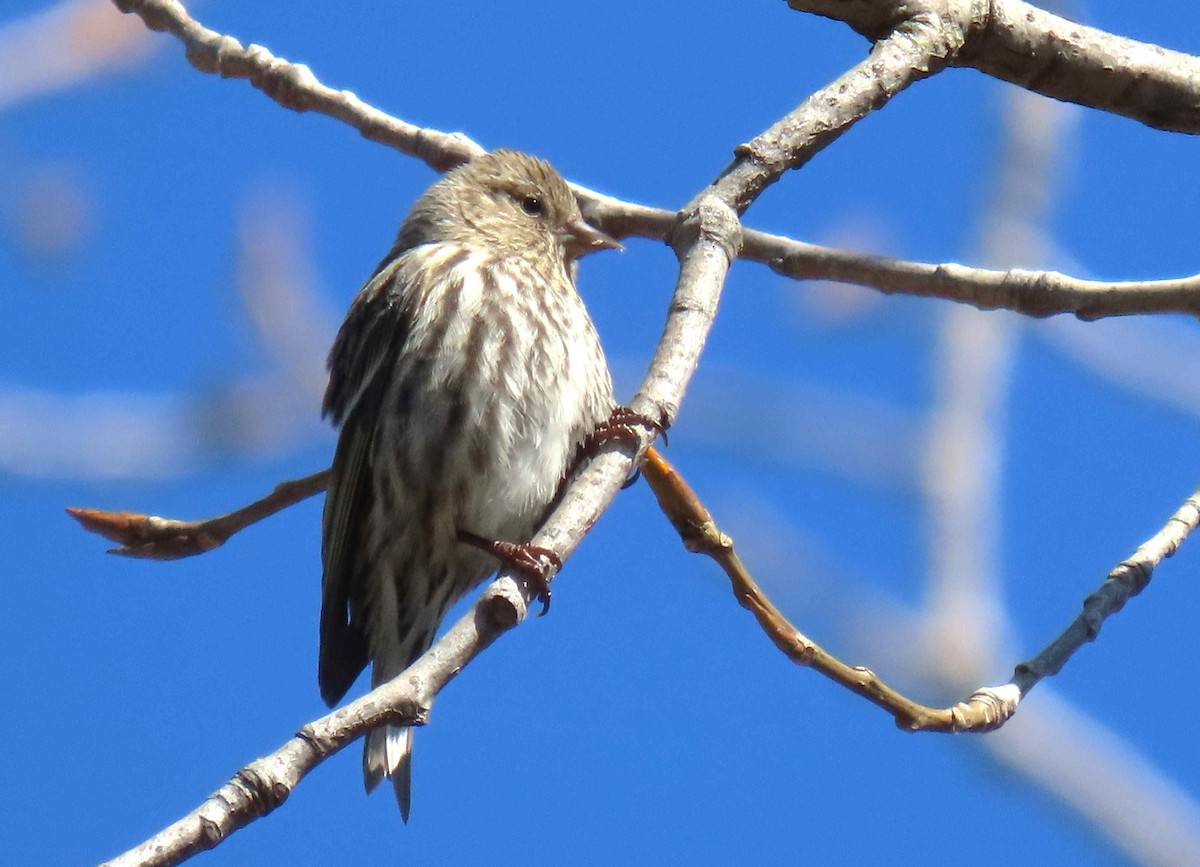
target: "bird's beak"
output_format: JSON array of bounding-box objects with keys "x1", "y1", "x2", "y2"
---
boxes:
[{"x1": 561, "y1": 218, "x2": 623, "y2": 259}]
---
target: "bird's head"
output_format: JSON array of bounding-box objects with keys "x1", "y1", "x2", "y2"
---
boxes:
[{"x1": 401, "y1": 149, "x2": 621, "y2": 265}]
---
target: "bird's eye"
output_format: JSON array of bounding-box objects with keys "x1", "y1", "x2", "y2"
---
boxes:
[{"x1": 519, "y1": 196, "x2": 544, "y2": 216}]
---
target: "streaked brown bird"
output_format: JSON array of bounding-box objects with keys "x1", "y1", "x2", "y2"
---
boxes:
[{"x1": 320, "y1": 149, "x2": 622, "y2": 821}]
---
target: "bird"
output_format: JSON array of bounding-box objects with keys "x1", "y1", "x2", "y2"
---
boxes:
[{"x1": 319, "y1": 149, "x2": 629, "y2": 821}]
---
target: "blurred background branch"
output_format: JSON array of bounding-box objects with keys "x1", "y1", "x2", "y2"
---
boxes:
[{"x1": 0, "y1": 0, "x2": 157, "y2": 111}]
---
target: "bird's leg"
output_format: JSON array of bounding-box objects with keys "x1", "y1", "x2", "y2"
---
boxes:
[
  {"x1": 577, "y1": 406, "x2": 670, "y2": 488},
  {"x1": 457, "y1": 530, "x2": 562, "y2": 616}
]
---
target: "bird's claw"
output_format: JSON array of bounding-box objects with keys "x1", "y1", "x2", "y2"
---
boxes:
[
  {"x1": 457, "y1": 531, "x2": 561, "y2": 616},
  {"x1": 581, "y1": 406, "x2": 670, "y2": 461}
]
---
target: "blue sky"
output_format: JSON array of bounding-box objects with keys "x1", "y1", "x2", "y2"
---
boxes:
[{"x1": 4, "y1": 1, "x2": 1200, "y2": 864}]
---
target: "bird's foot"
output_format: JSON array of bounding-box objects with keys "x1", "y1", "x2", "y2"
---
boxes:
[
  {"x1": 457, "y1": 531, "x2": 562, "y2": 616},
  {"x1": 582, "y1": 405, "x2": 669, "y2": 456},
  {"x1": 578, "y1": 406, "x2": 670, "y2": 488}
]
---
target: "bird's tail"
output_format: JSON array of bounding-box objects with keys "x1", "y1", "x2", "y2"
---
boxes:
[
  {"x1": 365, "y1": 724, "x2": 413, "y2": 822},
  {"x1": 361, "y1": 584, "x2": 466, "y2": 821}
]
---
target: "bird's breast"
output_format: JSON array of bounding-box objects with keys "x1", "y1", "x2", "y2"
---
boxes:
[{"x1": 387, "y1": 246, "x2": 613, "y2": 540}]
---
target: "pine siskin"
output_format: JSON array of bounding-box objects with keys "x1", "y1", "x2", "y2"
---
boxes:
[{"x1": 319, "y1": 149, "x2": 623, "y2": 821}]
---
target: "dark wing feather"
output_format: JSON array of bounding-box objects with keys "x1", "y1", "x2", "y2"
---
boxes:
[
  {"x1": 319, "y1": 253, "x2": 413, "y2": 706},
  {"x1": 323, "y1": 248, "x2": 409, "y2": 425}
]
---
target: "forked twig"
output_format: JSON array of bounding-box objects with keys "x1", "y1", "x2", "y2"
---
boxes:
[{"x1": 638, "y1": 449, "x2": 1200, "y2": 733}]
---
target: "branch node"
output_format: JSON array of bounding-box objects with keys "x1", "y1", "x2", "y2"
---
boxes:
[
  {"x1": 790, "y1": 634, "x2": 817, "y2": 664},
  {"x1": 196, "y1": 814, "x2": 224, "y2": 848},
  {"x1": 667, "y1": 195, "x2": 742, "y2": 261},
  {"x1": 1113, "y1": 559, "x2": 1153, "y2": 596},
  {"x1": 1080, "y1": 604, "x2": 1106, "y2": 641},
  {"x1": 375, "y1": 695, "x2": 429, "y2": 730},
  {"x1": 266, "y1": 59, "x2": 320, "y2": 111},
  {"x1": 230, "y1": 762, "x2": 290, "y2": 817},
  {"x1": 116, "y1": 0, "x2": 172, "y2": 31},
  {"x1": 948, "y1": 684, "x2": 1022, "y2": 732},
  {"x1": 295, "y1": 723, "x2": 335, "y2": 755},
  {"x1": 480, "y1": 580, "x2": 527, "y2": 630}
]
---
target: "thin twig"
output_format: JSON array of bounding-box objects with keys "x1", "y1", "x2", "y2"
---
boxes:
[
  {"x1": 639, "y1": 448, "x2": 1019, "y2": 732},
  {"x1": 640, "y1": 447, "x2": 1200, "y2": 736},
  {"x1": 82, "y1": 434, "x2": 1170, "y2": 739},
  {"x1": 85, "y1": 2, "x2": 1200, "y2": 862},
  {"x1": 1012, "y1": 486, "x2": 1200, "y2": 693},
  {"x1": 766, "y1": 238, "x2": 1200, "y2": 320},
  {"x1": 72, "y1": 452, "x2": 1200, "y2": 764},
  {"x1": 64, "y1": 444, "x2": 1013, "y2": 738},
  {"x1": 710, "y1": 10, "x2": 960, "y2": 214},
  {"x1": 66, "y1": 469, "x2": 329, "y2": 558}
]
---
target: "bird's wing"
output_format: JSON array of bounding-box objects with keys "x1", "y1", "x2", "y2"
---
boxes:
[
  {"x1": 322, "y1": 250, "x2": 410, "y2": 426},
  {"x1": 318, "y1": 253, "x2": 414, "y2": 706}
]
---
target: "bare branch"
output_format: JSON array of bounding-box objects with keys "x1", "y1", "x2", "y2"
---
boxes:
[
  {"x1": 111, "y1": 0, "x2": 483, "y2": 170},
  {"x1": 0, "y1": 0, "x2": 157, "y2": 111},
  {"x1": 101, "y1": 0, "x2": 1200, "y2": 330},
  {"x1": 642, "y1": 450, "x2": 1200, "y2": 740},
  {"x1": 643, "y1": 19, "x2": 947, "y2": 412},
  {"x1": 766, "y1": 239, "x2": 1200, "y2": 320},
  {"x1": 102, "y1": 435, "x2": 1181, "y2": 863},
  {"x1": 85, "y1": 3, "x2": 1200, "y2": 863},
  {"x1": 640, "y1": 448, "x2": 1019, "y2": 732},
  {"x1": 1012, "y1": 485, "x2": 1200, "y2": 693},
  {"x1": 709, "y1": 12, "x2": 959, "y2": 213},
  {"x1": 788, "y1": 0, "x2": 1200, "y2": 134},
  {"x1": 66, "y1": 469, "x2": 329, "y2": 558},
  {"x1": 101, "y1": 575, "x2": 521, "y2": 867},
  {"x1": 94, "y1": 8, "x2": 947, "y2": 858},
  {"x1": 78, "y1": 439, "x2": 1200, "y2": 863}
]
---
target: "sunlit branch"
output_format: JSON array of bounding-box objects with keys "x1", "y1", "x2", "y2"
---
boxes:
[{"x1": 67, "y1": 469, "x2": 330, "y2": 559}]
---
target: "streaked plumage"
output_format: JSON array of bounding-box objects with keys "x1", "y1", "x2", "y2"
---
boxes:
[{"x1": 319, "y1": 150, "x2": 618, "y2": 820}]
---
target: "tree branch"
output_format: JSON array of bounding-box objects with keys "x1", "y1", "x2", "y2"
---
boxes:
[
  {"x1": 639, "y1": 448, "x2": 1019, "y2": 732},
  {"x1": 108, "y1": 0, "x2": 1200, "y2": 325},
  {"x1": 711, "y1": 9, "x2": 961, "y2": 213},
  {"x1": 640, "y1": 455, "x2": 1200, "y2": 735},
  {"x1": 111, "y1": 0, "x2": 483, "y2": 170},
  {"x1": 1012, "y1": 485, "x2": 1200, "y2": 693},
  {"x1": 66, "y1": 469, "x2": 330, "y2": 558},
  {"x1": 101, "y1": 575, "x2": 515, "y2": 867},
  {"x1": 765, "y1": 238, "x2": 1200, "y2": 320},
  {"x1": 57, "y1": 445, "x2": 999, "y2": 736},
  {"x1": 788, "y1": 0, "x2": 1200, "y2": 135},
  {"x1": 87, "y1": 2, "x2": 1200, "y2": 862}
]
